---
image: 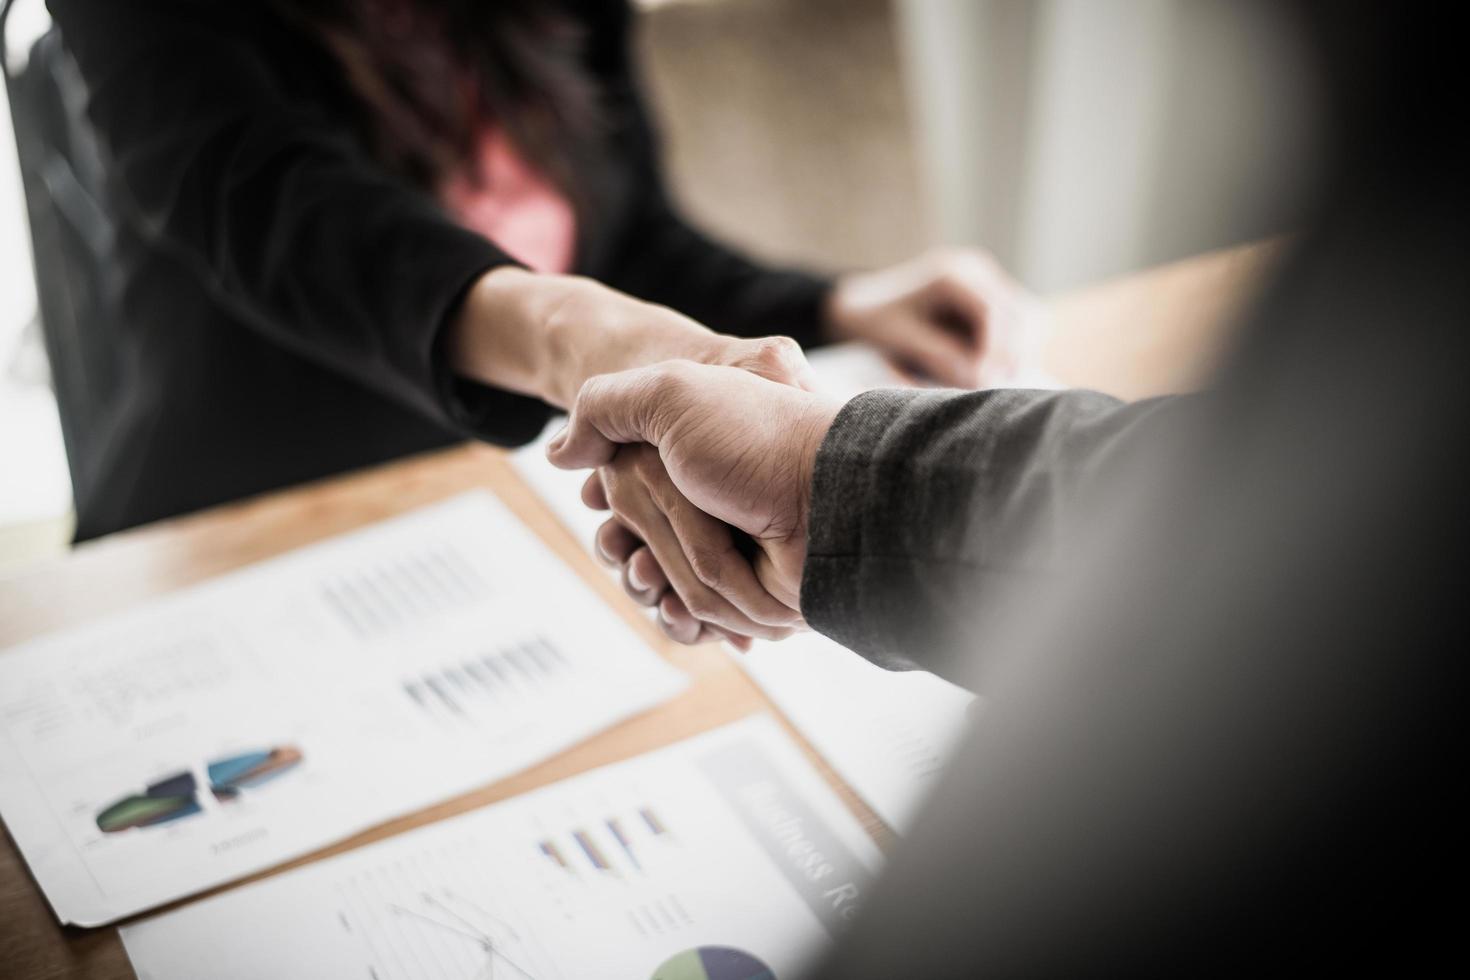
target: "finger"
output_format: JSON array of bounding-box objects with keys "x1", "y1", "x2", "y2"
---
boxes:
[
  {"x1": 595, "y1": 518, "x2": 640, "y2": 568},
  {"x1": 657, "y1": 592, "x2": 748, "y2": 649},
  {"x1": 753, "y1": 550, "x2": 806, "y2": 620},
  {"x1": 620, "y1": 556, "x2": 662, "y2": 608},
  {"x1": 932, "y1": 255, "x2": 1033, "y2": 385},
  {"x1": 896, "y1": 316, "x2": 983, "y2": 388},
  {"x1": 654, "y1": 478, "x2": 803, "y2": 630},
  {"x1": 636, "y1": 502, "x2": 790, "y2": 640},
  {"x1": 581, "y1": 471, "x2": 610, "y2": 510},
  {"x1": 607, "y1": 463, "x2": 789, "y2": 640},
  {"x1": 725, "y1": 336, "x2": 819, "y2": 392},
  {"x1": 656, "y1": 592, "x2": 703, "y2": 644},
  {"x1": 625, "y1": 545, "x2": 669, "y2": 596},
  {"x1": 928, "y1": 270, "x2": 993, "y2": 350},
  {"x1": 548, "y1": 366, "x2": 682, "y2": 469},
  {"x1": 720, "y1": 630, "x2": 755, "y2": 653}
]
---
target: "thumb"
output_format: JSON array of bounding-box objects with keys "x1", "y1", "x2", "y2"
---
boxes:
[
  {"x1": 899, "y1": 317, "x2": 983, "y2": 388},
  {"x1": 724, "y1": 336, "x2": 820, "y2": 392},
  {"x1": 546, "y1": 365, "x2": 677, "y2": 469}
]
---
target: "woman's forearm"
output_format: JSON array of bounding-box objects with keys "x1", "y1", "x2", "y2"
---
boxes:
[
  {"x1": 446, "y1": 266, "x2": 565, "y2": 404},
  {"x1": 446, "y1": 266, "x2": 795, "y2": 410}
]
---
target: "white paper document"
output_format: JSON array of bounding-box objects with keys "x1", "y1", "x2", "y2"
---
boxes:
[
  {"x1": 0, "y1": 492, "x2": 687, "y2": 926},
  {"x1": 120, "y1": 715, "x2": 883, "y2": 980},
  {"x1": 511, "y1": 344, "x2": 979, "y2": 833},
  {"x1": 739, "y1": 634, "x2": 974, "y2": 832}
]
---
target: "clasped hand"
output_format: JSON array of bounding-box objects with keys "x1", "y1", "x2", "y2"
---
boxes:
[
  {"x1": 548, "y1": 360, "x2": 842, "y2": 648},
  {"x1": 546, "y1": 246, "x2": 1040, "y2": 648}
]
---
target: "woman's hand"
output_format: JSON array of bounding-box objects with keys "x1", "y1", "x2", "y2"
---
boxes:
[
  {"x1": 825, "y1": 247, "x2": 1045, "y2": 389},
  {"x1": 448, "y1": 266, "x2": 816, "y2": 408}
]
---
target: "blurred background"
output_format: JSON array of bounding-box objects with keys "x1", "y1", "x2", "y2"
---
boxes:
[{"x1": 0, "y1": 0, "x2": 1315, "y2": 567}]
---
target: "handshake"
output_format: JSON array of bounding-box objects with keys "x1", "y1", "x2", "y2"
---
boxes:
[
  {"x1": 537, "y1": 246, "x2": 1041, "y2": 648},
  {"x1": 547, "y1": 343, "x2": 841, "y2": 650}
]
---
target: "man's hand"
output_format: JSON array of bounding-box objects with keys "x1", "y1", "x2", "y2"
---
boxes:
[
  {"x1": 584, "y1": 443, "x2": 803, "y2": 648},
  {"x1": 826, "y1": 247, "x2": 1045, "y2": 389},
  {"x1": 548, "y1": 362, "x2": 845, "y2": 642}
]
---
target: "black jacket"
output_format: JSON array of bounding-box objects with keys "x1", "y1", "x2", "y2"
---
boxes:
[{"x1": 44, "y1": 0, "x2": 830, "y2": 540}]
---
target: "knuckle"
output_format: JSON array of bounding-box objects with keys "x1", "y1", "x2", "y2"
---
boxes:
[
  {"x1": 688, "y1": 546, "x2": 730, "y2": 592},
  {"x1": 648, "y1": 361, "x2": 697, "y2": 401},
  {"x1": 602, "y1": 475, "x2": 636, "y2": 514},
  {"x1": 631, "y1": 444, "x2": 662, "y2": 479},
  {"x1": 630, "y1": 547, "x2": 661, "y2": 582},
  {"x1": 682, "y1": 588, "x2": 721, "y2": 622},
  {"x1": 572, "y1": 372, "x2": 603, "y2": 407},
  {"x1": 740, "y1": 336, "x2": 806, "y2": 382},
  {"x1": 750, "y1": 336, "x2": 784, "y2": 365},
  {"x1": 663, "y1": 358, "x2": 701, "y2": 383}
]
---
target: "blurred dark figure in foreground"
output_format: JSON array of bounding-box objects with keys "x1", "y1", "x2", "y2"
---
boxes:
[
  {"x1": 547, "y1": 0, "x2": 1464, "y2": 971},
  {"x1": 25, "y1": 0, "x2": 1027, "y2": 541}
]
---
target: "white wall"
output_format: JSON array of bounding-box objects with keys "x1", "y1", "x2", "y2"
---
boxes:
[{"x1": 895, "y1": 0, "x2": 1321, "y2": 293}]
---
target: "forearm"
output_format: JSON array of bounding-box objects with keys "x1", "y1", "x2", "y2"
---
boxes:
[
  {"x1": 447, "y1": 267, "x2": 752, "y2": 411},
  {"x1": 446, "y1": 267, "x2": 566, "y2": 405},
  {"x1": 800, "y1": 387, "x2": 1187, "y2": 677}
]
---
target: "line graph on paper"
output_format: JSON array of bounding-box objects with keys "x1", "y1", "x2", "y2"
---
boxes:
[
  {"x1": 333, "y1": 840, "x2": 563, "y2": 980},
  {"x1": 385, "y1": 890, "x2": 536, "y2": 980}
]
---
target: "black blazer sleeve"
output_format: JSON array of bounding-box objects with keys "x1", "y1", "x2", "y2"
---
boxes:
[
  {"x1": 47, "y1": 0, "x2": 552, "y2": 444},
  {"x1": 800, "y1": 386, "x2": 1191, "y2": 681},
  {"x1": 585, "y1": 0, "x2": 835, "y2": 348},
  {"x1": 604, "y1": 184, "x2": 835, "y2": 349}
]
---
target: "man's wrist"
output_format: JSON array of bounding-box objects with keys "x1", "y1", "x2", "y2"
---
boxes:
[{"x1": 791, "y1": 395, "x2": 845, "y2": 556}]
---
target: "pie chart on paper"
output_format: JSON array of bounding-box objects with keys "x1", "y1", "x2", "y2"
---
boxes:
[
  {"x1": 651, "y1": 946, "x2": 775, "y2": 980},
  {"x1": 94, "y1": 746, "x2": 304, "y2": 833}
]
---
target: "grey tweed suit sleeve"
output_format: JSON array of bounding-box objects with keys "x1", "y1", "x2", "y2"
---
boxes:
[{"x1": 799, "y1": 387, "x2": 1183, "y2": 679}]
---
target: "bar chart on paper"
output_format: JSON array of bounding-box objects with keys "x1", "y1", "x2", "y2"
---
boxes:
[
  {"x1": 0, "y1": 492, "x2": 687, "y2": 925},
  {"x1": 400, "y1": 635, "x2": 571, "y2": 726},
  {"x1": 121, "y1": 718, "x2": 882, "y2": 980}
]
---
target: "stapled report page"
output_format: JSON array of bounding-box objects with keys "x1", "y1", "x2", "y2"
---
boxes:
[
  {"x1": 0, "y1": 491, "x2": 688, "y2": 925},
  {"x1": 120, "y1": 715, "x2": 883, "y2": 980}
]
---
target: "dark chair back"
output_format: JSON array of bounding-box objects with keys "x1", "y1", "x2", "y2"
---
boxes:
[{"x1": 2, "y1": 0, "x2": 124, "y2": 501}]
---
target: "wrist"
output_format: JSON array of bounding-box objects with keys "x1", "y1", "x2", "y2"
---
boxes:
[
  {"x1": 446, "y1": 265, "x2": 548, "y2": 400},
  {"x1": 541, "y1": 282, "x2": 723, "y2": 408},
  {"x1": 821, "y1": 277, "x2": 858, "y2": 343},
  {"x1": 790, "y1": 395, "x2": 844, "y2": 557}
]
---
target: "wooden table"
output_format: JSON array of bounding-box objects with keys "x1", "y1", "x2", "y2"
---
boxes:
[{"x1": 0, "y1": 242, "x2": 1277, "y2": 980}]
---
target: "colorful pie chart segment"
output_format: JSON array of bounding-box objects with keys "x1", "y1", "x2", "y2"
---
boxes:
[
  {"x1": 95, "y1": 746, "x2": 303, "y2": 833},
  {"x1": 95, "y1": 783, "x2": 200, "y2": 833},
  {"x1": 207, "y1": 746, "x2": 303, "y2": 790},
  {"x1": 651, "y1": 946, "x2": 776, "y2": 980}
]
